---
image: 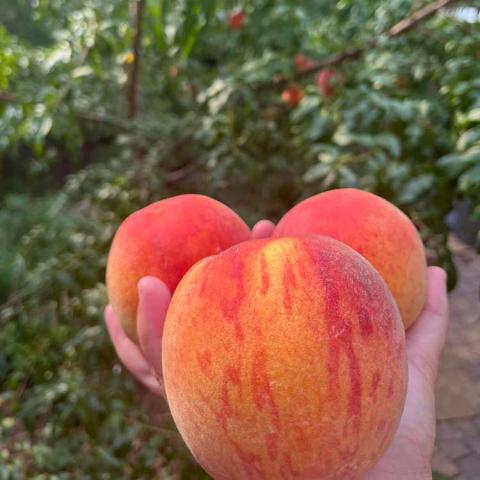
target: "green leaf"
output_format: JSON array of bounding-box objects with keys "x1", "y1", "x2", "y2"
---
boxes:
[
  {"x1": 338, "y1": 165, "x2": 358, "y2": 187},
  {"x1": 457, "y1": 128, "x2": 480, "y2": 151},
  {"x1": 71, "y1": 65, "x2": 93, "y2": 78},
  {"x1": 398, "y1": 174, "x2": 435, "y2": 204},
  {"x1": 291, "y1": 95, "x2": 321, "y2": 121},
  {"x1": 457, "y1": 108, "x2": 480, "y2": 128},
  {"x1": 438, "y1": 148, "x2": 480, "y2": 177},
  {"x1": 96, "y1": 447, "x2": 122, "y2": 468},
  {"x1": 38, "y1": 114, "x2": 52, "y2": 137},
  {"x1": 333, "y1": 127, "x2": 401, "y2": 158},
  {"x1": 148, "y1": 0, "x2": 169, "y2": 50},
  {"x1": 303, "y1": 163, "x2": 331, "y2": 183},
  {"x1": 44, "y1": 44, "x2": 71, "y2": 72},
  {"x1": 179, "y1": 0, "x2": 204, "y2": 58},
  {"x1": 458, "y1": 163, "x2": 480, "y2": 192},
  {"x1": 305, "y1": 116, "x2": 327, "y2": 140}
]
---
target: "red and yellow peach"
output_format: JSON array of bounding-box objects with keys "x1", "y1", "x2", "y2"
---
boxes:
[
  {"x1": 162, "y1": 236, "x2": 407, "y2": 480},
  {"x1": 106, "y1": 194, "x2": 250, "y2": 343},
  {"x1": 274, "y1": 188, "x2": 427, "y2": 328}
]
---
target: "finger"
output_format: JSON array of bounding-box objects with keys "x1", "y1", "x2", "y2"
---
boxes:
[
  {"x1": 105, "y1": 305, "x2": 165, "y2": 397},
  {"x1": 406, "y1": 266, "x2": 449, "y2": 382},
  {"x1": 252, "y1": 219, "x2": 275, "y2": 239},
  {"x1": 137, "y1": 277, "x2": 171, "y2": 379}
]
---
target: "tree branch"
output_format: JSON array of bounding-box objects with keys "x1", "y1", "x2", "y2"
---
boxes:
[
  {"x1": 286, "y1": 0, "x2": 461, "y2": 81},
  {"x1": 387, "y1": 0, "x2": 459, "y2": 37},
  {"x1": 127, "y1": 0, "x2": 145, "y2": 119}
]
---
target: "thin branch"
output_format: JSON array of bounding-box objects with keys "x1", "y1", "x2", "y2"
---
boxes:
[
  {"x1": 299, "y1": 49, "x2": 363, "y2": 74},
  {"x1": 164, "y1": 164, "x2": 196, "y2": 184},
  {"x1": 127, "y1": 0, "x2": 146, "y2": 119},
  {"x1": 281, "y1": 0, "x2": 462, "y2": 83},
  {"x1": 388, "y1": 0, "x2": 459, "y2": 37}
]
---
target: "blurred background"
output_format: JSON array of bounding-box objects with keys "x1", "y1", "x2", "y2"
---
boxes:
[{"x1": 0, "y1": 1, "x2": 479, "y2": 478}]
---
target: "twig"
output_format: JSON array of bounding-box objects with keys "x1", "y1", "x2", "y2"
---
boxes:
[
  {"x1": 387, "y1": 0, "x2": 459, "y2": 37},
  {"x1": 127, "y1": 0, "x2": 145, "y2": 119},
  {"x1": 279, "y1": 0, "x2": 462, "y2": 83},
  {"x1": 164, "y1": 164, "x2": 196, "y2": 184},
  {"x1": 297, "y1": 49, "x2": 363, "y2": 75}
]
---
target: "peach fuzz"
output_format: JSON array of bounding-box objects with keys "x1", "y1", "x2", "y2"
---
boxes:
[
  {"x1": 162, "y1": 236, "x2": 407, "y2": 480},
  {"x1": 106, "y1": 194, "x2": 250, "y2": 343},
  {"x1": 274, "y1": 188, "x2": 427, "y2": 329}
]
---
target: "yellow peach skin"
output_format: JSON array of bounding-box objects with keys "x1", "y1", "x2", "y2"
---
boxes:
[
  {"x1": 106, "y1": 194, "x2": 250, "y2": 343},
  {"x1": 162, "y1": 236, "x2": 407, "y2": 480},
  {"x1": 274, "y1": 189, "x2": 427, "y2": 329}
]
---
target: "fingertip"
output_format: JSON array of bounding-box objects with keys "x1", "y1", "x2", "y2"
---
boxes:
[
  {"x1": 137, "y1": 276, "x2": 171, "y2": 328},
  {"x1": 252, "y1": 219, "x2": 276, "y2": 239},
  {"x1": 427, "y1": 266, "x2": 447, "y2": 287},
  {"x1": 138, "y1": 275, "x2": 167, "y2": 292},
  {"x1": 138, "y1": 276, "x2": 171, "y2": 299},
  {"x1": 406, "y1": 265, "x2": 450, "y2": 368},
  {"x1": 254, "y1": 219, "x2": 275, "y2": 231},
  {"x1": 104, "y1": 305, "x2": 118, "y2": 332},
  {"x1": 423, "y1": 266, "x2": 449, "y2": 319},
  {"x1": 104, "y1": 304, "x2": 113, "y2": 320},
  {"x1": 144, "y1": 375, "x2": 166, "y2": 398}
]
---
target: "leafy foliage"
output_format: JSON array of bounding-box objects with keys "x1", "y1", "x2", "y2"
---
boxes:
[
  {"x1": 0, "y1": 154, "x2": 209, "y2": 478},
  {"x1": 1, "y1": 0, "x2": 479, "y2": 477}
]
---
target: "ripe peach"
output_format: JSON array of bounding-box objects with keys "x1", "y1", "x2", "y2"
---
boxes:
[
  {"x1": 281, "y1": 85, "x2": 304, "y2": 107},
  {"x1": 316, "y1": 68, "x2": 341, "y2": 97},
  {"x1": 162, "y1": 236, "x2": 407, "y2": 480},
  {"x1": 106, "y1": 194, "x2": 250, "y2": 343},
  {"x1": 294, "y1": 53, "x2": 315, "y2": 73},
  {"x1": 274, "y1": 188, "x2": 427, "y2": 329},
  {"x1": 228, "y1": 10, "x2": 246, "y2": 30}
]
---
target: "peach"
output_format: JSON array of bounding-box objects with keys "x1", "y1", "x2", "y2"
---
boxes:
[
  {"x1": 281, "y1": 85, "x2": 304, "y2": 107},
  {"x1": 162, "y1": 236, "x2": 407, "y2": 480},
  {"x1": 274, "y1": 188, "x2": 427, "y2": 329},
  {"x1": 228, "y1": 10, "x2": 246, "y2": 30},
  {"x1": 316, "y1": 69, "x2": 342, "y2": 97},
  {"x1": 106, "y1": 194, "x2": 250, "y2": 343}
]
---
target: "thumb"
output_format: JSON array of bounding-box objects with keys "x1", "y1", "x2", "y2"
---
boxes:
[
  {"x1": 406, "y1": 266, "x2": 449, "y2": 384},
  {"x1": 137, "y1": 276, "x2": 171, "y2": 378}
]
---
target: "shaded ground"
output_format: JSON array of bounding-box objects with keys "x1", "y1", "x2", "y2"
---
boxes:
[{"x1": 432, "y1": 236, "x2": 480, "y2": 480}]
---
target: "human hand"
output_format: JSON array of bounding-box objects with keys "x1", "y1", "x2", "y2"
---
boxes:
[
  {"x1": 365, "y1": 266, "x2": 449, "y2": 480},
  {"x1": 106, "y1": 219, "x2": 447, "y2": 480},
  {"x1": 104, "y1": 219, "x2": 276, "y2": 397}
]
